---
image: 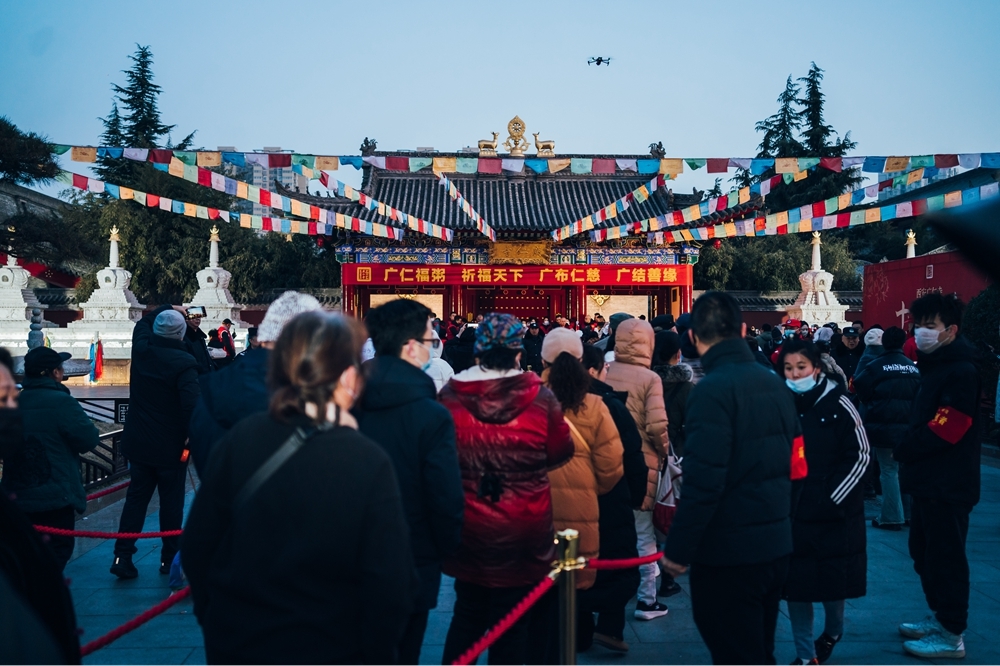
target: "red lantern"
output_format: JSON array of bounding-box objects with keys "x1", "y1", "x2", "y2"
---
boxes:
[
  {"x1": 316, "y1": 237, "x2": 324, "y2": 247},
  {"x1": 712, "y1": 239, "x2": 722, "y2": 250}
]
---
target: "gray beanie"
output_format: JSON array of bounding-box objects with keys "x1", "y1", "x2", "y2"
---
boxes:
[
  {"x1": 153, "y1": 310, "x2": 187, "y2": 341},
  {"x1": 258, "y1": 291, "x2": 323, "y2": 343}
]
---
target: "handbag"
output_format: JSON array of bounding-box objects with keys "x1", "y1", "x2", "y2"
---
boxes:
[{"x1": 652, "y1": 443, "x2": 682, "y2": 535}]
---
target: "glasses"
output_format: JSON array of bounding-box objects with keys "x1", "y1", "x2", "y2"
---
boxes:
[{"x1": 420, "y1": 338, "x2": 442, "y2": 349}]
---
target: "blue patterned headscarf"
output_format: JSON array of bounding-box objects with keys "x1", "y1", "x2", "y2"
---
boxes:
[{"x1": 474, "y1": 313, "x2": 526, "y2": 356}]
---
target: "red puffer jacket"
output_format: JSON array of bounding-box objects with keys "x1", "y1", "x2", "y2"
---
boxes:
[{"x1": 439, "y1": 371, "x2": 573, "y2": 588}]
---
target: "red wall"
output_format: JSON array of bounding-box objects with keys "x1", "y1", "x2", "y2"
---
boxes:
[{"x1": 863, "y1": 251, "x2": 991, "y2": 331}]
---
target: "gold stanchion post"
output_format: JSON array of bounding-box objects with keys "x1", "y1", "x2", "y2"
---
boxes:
[{"x1": 556, "y1": 529, "x2": 582, "y2": 665}]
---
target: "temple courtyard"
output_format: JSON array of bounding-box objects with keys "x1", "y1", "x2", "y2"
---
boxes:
[{"x1": 65, "y1": 457, "x2": 1000, "y2": 665}]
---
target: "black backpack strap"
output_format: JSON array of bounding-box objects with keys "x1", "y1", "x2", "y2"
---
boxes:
[{"x1": 233, "y1": 425, "x2": 326, "y2": 511}]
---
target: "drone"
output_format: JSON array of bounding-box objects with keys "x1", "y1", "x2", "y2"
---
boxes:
[{"x1": 587, "y1": 57, "x2": 612, "y2": 66}]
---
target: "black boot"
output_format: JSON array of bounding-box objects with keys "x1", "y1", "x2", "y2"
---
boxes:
[
  {"x1": 814, "y1": 632, "x2": 840, "y2": 664},
  {"x1": 110, "y1": 553, "x2": 138, "y2": 579}
]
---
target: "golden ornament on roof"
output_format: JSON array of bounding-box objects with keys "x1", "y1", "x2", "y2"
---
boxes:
[
  {"x1": 533, "y1": 133, "x2": 555, "y2": 157},
  {"x1": 478, "y1": 132, "x2": 499, "y2": 156},
  {"x1": 209, "y1": 225, "x2": 221, "y2": 242},
  {"x1": 503, "y1": 116, "x2": 530, "y2": 157},
  {"x1": 109, "y1": 225, "x2": 120, "y2": 241}
]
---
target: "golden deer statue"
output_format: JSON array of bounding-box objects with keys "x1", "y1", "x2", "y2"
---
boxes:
[
  {"x1": 533, "y1": 133, "x2": 555, "y2": 157},
  {"x1": 478, "y1": 132, "x2": 499, "y2": 156}
]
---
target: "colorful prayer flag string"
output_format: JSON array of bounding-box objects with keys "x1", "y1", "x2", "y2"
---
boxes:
[{"x1": 55, "y1": 170, "x2": 405, "y2": 240}]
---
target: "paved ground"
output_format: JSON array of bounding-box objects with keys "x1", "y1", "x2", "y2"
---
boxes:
[{"x1": 67, "y1": 462, "x2": 1000, "y2": 665}]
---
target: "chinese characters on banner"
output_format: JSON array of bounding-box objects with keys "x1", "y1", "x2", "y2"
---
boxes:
[{"x1": 342, "y1": 264, "x2": 692, "y2": 286}]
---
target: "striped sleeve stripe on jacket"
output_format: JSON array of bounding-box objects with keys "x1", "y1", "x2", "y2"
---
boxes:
[{"x1": 831, "y1": 395, "x2": 871, "y2": 505}]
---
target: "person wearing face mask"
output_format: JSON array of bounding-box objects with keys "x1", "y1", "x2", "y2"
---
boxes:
[
  {"x1": 893, "y1": 293, "x2": 981, "y2": 660},
  {"x1": 182, "y1": 311, "x2": 417, "y2": 664},
  {"x1": 778, "y1": 338, "x2": 870, "y2": 665},
  {"x1": 355, "y1": 298, "x2": 464, "y2": 665}
]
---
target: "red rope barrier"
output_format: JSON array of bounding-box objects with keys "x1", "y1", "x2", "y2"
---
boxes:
[
  {"x1": 586, "y1": 550, "x2": 664, "y2": 570},
  {"x1": 34, "y1": 525, "x2": 182, "y2": 539},
  {"x1": 452, "y1": 576, "x2": 555, "y2": 666},
  {"x1": 86, "y1": 481, "x2": 131, "y2": 502},
  {"x1": 79, "y1": 586, "x2": 191, "y2": 657}
]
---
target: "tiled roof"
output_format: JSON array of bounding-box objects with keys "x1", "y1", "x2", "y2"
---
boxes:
[{"x1": 278, "y1": 168, "x2": 705, "y2": 235}]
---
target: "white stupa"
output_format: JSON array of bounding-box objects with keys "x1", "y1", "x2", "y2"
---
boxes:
[
  {"x1": 50, "y1": 226, "x2": 146, "y2": 360},
  {"x1": 785, "y1": 232, "x2": 851, "y2": 328},
  {"x1": 0, "y1": 254, "x2": 47, "y2": 355},
  {"x1": 184, "y1": 225, "x2": 247, "y2": 337}
]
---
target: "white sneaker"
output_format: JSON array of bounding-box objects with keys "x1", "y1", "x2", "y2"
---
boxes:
[
  {"x1": 903, "y1": 631, "x2": 966, "y2": 659},
  {"x1": 633, "y1": 600, "x2": 669, "y2": 620},
  {"x1": 899, "y1": 615, "x2": 944, "y2": 639}
]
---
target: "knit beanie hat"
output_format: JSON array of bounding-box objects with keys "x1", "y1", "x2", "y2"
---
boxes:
[
  {"x1": 474, "y1": 313, "x2": 525, "y2": 356},
  {"x1": 258, "y1": 291, "x2": 323, "y2": 343},
  {"x1": 541, "y1": 327, "x2": 584, "y2": 363},
  {"x1": 153, "y1": 310, "x2": 187, "y2": 341},
  {"x1": 608, "y1": 312, "x2": 634, "y2": 332},
  {"x1": 813, "y1": 327, "x2": 834, "y2": 343},
  {"x1": 865, "y1": 328, "x2": 884, "y2": 347}
]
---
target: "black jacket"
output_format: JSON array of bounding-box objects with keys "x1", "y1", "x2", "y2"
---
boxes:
[
  {"x1": 188, "y1": 347, "x2": 271, "y2": 476},
  {"x1": 523, "y1": 331, "x2": 545, "y2": 373},
  {"x1": 184, "y1": 323, "x2": 216, "y2": 375},
  {"x1": 0, "y1": 492, "x2": 81, "y2": 664},
  {"x1": 123, "y1": 306, "x2": 200, "y2": 468},
  {"x1": 356, "y1": 356, "x2": 464, "y2": 611},
  {"x1": 589, "y1": 378, "x2": 646, "y2": 552},
  {"x1": 833, "y1": 344, "x2": 864, "y2": 381},
  {"x1": 653, "y1": 363, "x2": 694, "y2": 456},
  {"x1": 785, "y1": 377, "x2": 869, "y2": 602},
  {"x1": 182, "y1": 413, "x2": 416, "y2": 664},
  {"x1": 663, "y1": 338, "x2": 799, "y2": 567},
  {"x1": 443, "y1": 332, "x2": 475, "y2": 374},
  {"x1": 854, "y1": 350, "x2": 921, "y2": 449},
  {"x1": 895, "y1": 336, "x2": 981, "y2": 506}
]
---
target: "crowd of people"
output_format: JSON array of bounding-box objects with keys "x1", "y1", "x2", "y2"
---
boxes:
[{"x1": 0, "y1": 288, "x2": 985, "y2": 664}]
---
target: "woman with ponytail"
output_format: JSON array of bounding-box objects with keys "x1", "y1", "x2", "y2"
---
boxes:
[
  {"x1": 526, "y1": 327, "x2": 624, "y2": 661},
  {"x1": 182, "y1": 311, "x2": 417, "y2": 664}
]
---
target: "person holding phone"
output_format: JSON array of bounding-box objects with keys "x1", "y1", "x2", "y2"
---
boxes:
[{"x1": 180, "y1": 306, "x2": 215, "y2": 374}]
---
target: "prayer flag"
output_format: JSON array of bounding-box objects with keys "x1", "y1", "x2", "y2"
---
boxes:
[
  {"x1": 409, "y1": 157, "x2": 433, "y2": 172},
  {"x1": 862, "y1": 156, "x2": 886, "y2": 172},
  {"x1": 549, "y1": 159, "x2": 572, "y2": 173},
  {"x1": 71, "y1": 146, "x2": 97, "y2": 162},
  {"x1": 478, "y1": 158, "x2": 502, "y2": 174},
  {"x1": 885, "y1": 156, "x2": 910, "y2": 172},
  {"x1": 593, "y1": 159, "x2": 616, "y2": 174},
  {"x1": 660, "y1": 158, "x2": 683, "y2": 175},
  {"x1": 616, "y1": 159, "x2": 637, "y2": 172},
  {"x1": 501, "y1": 158, "x2": 524, "y2": 173},
  {"x1": 775, "y1": 158, "x2": 798, "y2": 174},
  {"x1": 571, "y1": 158, "x2": 593, "y2": 174},
  {"x1": 636, "y1": 159, "x2": 660, "y2": 174},
  {"x1": 173, "y1": 151, "x2": 196, "y2": 166},
  {"x1": 819, "y1": 157, "x2": 842, "y2": 172},
  {"x1": 798, "y1": 157, "x2": 820, "y2": 171},
  {"x1": 456, "y1": 157, "x2": 478, "y2": 173},
  {"x1": 123, "y1": 148, "x2": 148, "y2": 161},
  {"x1": 707, "y1": 158, "x2": 729, "y2": 173},
  {"x1": 197, "y1": 151, "x2": 221, "y2": 167},
  {"x1": 385, "y1": 156, "x2": 409, "y2": 171}
]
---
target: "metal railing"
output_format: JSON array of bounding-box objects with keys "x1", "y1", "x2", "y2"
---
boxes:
[{"x1": 81, "y1": 429, "x2": 129, "y2": 492}]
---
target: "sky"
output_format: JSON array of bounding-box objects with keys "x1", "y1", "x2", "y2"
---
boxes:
[{"x1": 3, "y1": 0, "x2": 999, "y2": 197}]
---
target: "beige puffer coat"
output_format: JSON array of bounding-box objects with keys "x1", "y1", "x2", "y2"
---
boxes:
[
  {"x1": 605, "y1": 318, "x2": 669, "y2": 510},
  {"x1": 547, "y1": 392, "x2": 624, "y2": 589}
]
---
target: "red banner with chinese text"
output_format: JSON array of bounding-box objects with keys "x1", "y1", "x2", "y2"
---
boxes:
[{"x1": 342, "y1": 263, "x2": 692, "y2": 287}]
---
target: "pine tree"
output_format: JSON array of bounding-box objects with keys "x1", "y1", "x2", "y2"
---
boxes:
[
  {"x1": 756, "y1": 76, "x2": 805, "y2": 160},
  {"x1": 798, "y1": 63, "x2": 834, "y2": 155},
  {"x1": 114, "y1": 45, "x2": 174, "y2": 149},
  {"x1": 0, "y1": 116, "x2": 59, "y2": 185},
  {"x1": 94, "y1": 102, "x2": 130, "y2": 183}
]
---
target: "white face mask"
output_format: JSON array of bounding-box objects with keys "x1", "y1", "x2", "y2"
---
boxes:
[
  {"x1": 914, "y1": 327, "x2": 945, "y2": 353},
  {"x1": 786, "y1": 375, "x2": 818, "y2": 394}
]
